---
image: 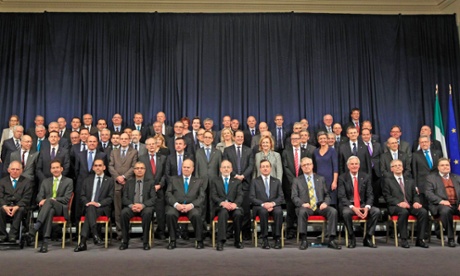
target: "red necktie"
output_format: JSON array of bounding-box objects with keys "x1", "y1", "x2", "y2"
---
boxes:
[
  {"x1": 355, "y1": 122, "x2": 360, "y2": 134},
  {"x1": 353, "y1": 176, "x2": 360, "y2": 208},
  {"x1": 294, "y1": 149, "x2": 299, "y2": 177},
  {"x1": 150, "y1": 154, "x2": 156, "y2": 175}
]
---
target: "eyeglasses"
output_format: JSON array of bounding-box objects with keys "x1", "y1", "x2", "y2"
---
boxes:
[{"x1": 134, "y1": 167, "x2": 146, "y2": 170}]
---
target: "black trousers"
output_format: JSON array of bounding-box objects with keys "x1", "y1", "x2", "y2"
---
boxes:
[
  {"x1": 166, "y1": 206, "x2": 202, "y2": 242},
  {"x1": 215, "y1": 207, "x2": 243, "y2": 242},
  {"x1": 120, "y1": 206, "x2": 154, "y2": 244}
]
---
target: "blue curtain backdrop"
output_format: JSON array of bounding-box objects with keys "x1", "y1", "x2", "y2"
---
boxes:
[{"x1": 0, "y1": 13, "x2": 459, "y2": 144}]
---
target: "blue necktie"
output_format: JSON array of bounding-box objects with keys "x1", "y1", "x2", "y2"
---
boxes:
[
  {"x1": 424, "y1": 150, "x2": 433, "y2": 169},
  {"x1": 184, "y1": 177, "x2": 189, "y2": 194},
  {"x1": 88, "y1": 151, "x2": 93, "y2": 171},
  {"x1": 37, "y1": 139, "x2": 42, "y2": 151},
  {"x1": 51, "y1": 147, "x2": 56, "y2": 159},
  {"x1": 224, "y1": 177, "x2": 229, "y2": 194},
  {"x1": 178, "y1": 154, "x2": 183, "y2": 176},
  {"x1": 251, "y1": 129, "x2": 255, "y2": 136},
  {"x1": 277, "y1": 128, "x2": 283, "y2": 148},
  {"x1": 352, "y1": 143, "x2": 357, "y2": 156},
  {"x1": 12, "y1": 179, "x2": 17, "y2": 189}
]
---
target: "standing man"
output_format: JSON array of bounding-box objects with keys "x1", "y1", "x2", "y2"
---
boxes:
[
  {"x1": 342, "y1": 108, "x2": 362, "y2": 135},
  {"x1": 131, "y1": 130, "x2": 148, "y2": 157},
  {"x1": 74, "y1": 158, "x2": 114, "y2": 252},
  {"x1": 361, "y1": 128, "x2": 383, "y2": 202},
  {"x1": 36, "y1": 131, "x2": 71, "y2": 184},
  {"x1": 129, "y1": 112, "x2": 149, "y2": 143},
  {"x1": 30, "y1": 160, "x2": 73, "y2": 253},
  {"x1": 250, "y1": 160, "x2": 284, "y2": 249},
  {"x1": 339, "y1": 126, "x2": 372, "y2": 175},
  {"x1": 385, "y1": 125, "x2": 412, "y2": 160},
  {"x1": 9, "y1": 135, "x2": 39, "y2": 183},
  {"x1": 318, "y1": 114, "x2": 334, "y2": 133},
  {"x1": 156, "y1": 111, "x2": 174, "y2": 137},
  {"x1": 292, "y1": 157, "x2": 341, "y2": 250},
  {"x1": 338, "y1": 156, "x2": 380, "y2": 248},
  {"x1": 412, "y1": 125, "x2": 442, "y2": 153},
  {"x1": 31, "y1": 125, "x2": 47, "y2": 153},
  {"x1": 108, "y1": 133, "x2": 138, "y2": 239},
  {"x1": 243, "y1": 115, "x2": 258, "y2": 148},
  {"x1": 210, "y1": 160, "x2": 244, "y2": 251},
  {"x1": 119, "y1": 162, "x2": 156, "y2": 250},
  {"x1": 57, "y1": 117, "x2": 71, "y2": 144},
  {"x1": 111, "y1": 113, "x2": 125, "y2": 133},
  {"x1": 271, "y1": 114, "x2": 288, "y2": 153},
  {"x1": 70, "y1": 117, "x2": 82, "y2": 132},
  {"x1": 1, "y1": 125, "x2": 23, "y2": 169},
  {"x1": 82, "y1": 114, "x2": 98, "y2": 135},
  {"x1": 380, "y1": 137, "x2": 412, "y2": 178},
  {"x1": 26, "y1": 115, "x2": 46, "y2": 140}
]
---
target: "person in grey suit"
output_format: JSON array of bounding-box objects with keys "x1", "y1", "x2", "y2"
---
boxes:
[
  {"x1": 0, "y1": 161, "x2": 32, "y2": 242},
  {"x1": 382, "y1": 159, "x2": 429, "y2": 248},
  {"x1": 253, "y1": 136, "x2": 283, "y2": 180},
  {"x1": 119, "y1": 162, "x2": 156, "y2": 250},
  {"x1": 74, "y1": 159, "x2": 114, "y2": 252},
  {"x1": 30, "y1": 160, "x2": 73, "y2": 253},
  {"x1": 338, "y1": 156, "x2": 380, "y2": 248},
  {"x1": 384, "y1": 125, "x2": 412, "y2": 160},
  {"x1": 425, "y1": 158, "x2": 460, "y2": 247},
  {"x1": 380, "y1": 137, "x2": 412, "y2": 178},
  {"x1": 250, "y1": 122, "x2": 269, "y2": 150},
  {"x1": 250, "y1": 159, "x2": 284, "y2": 249},
  {"x1": 0, "y1": 115, "x2": 20, "y2": 156},
  {"x1": 108, "y1": 133, "x2": 138, "y2": 239},
  {"x1": 1, "y1": 125, "x2": 23, "y2": 170},
  {"x1": 9, "y1": 135, "x2": 39, "y2": 184},
  {"x1": 130, "y1": 130, "x2": 148, "y2": 157},
  {"x1": 165, "y1": 159, "x2": 205, "y2": 250},
  {"x1": 210, "y1": 160, "x2": 244, "y2": 251},
  {"x1": 292, "y1": 157, "x2": 341, "y2": 250}
]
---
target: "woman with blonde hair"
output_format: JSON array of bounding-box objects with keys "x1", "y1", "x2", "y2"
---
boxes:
[
  {"x1": 253, "y1": 136, "x2": 283, "y2": 180},
  {"x1": 215, "y1": 128, "x2": 234, "y2": 153},
  {"x1": 154, "y1": 134, "x2": 170, "y2": 156}
]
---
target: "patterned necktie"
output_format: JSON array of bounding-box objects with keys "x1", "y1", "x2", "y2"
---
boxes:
[
  {"x1": 264, "y1": 177, "x2": 270, "y2": 198},
  {"x1": 15, "y1": 139, "x2": 20, "y2": 149},
  {"x1": 398, "y1": 177, "x2": 408, "y2": 203},
  {"x1": 424, "y1": 150, "x2": 433, "y2": 169},
  {"x1": 88, "y1": 151, "x2": 93, "y2": 171},
  {"x1": 150, "y1": 154, "x2": 156, "y2": 175},
  {"x1": 52, "y1": 178, "x2": 59, "y2": 198},
  {"x1": 94, "y1": 176, "x2": 102, "y2": 202},
  {"x1": 51, "y1": 147, "x2": 56, "y2": 159},
  {"x1": 59, "y1": 130, "x2": 63, "y2": 137},
  {"x1": 367, "y1": 143, "x2": 373, "y2": 167},
  {"x1": 178, "y1": 154, "x2": 183, "y2": 176},
  {"x1": 224, "y1": 177, "x2": 229, "y2": 194},
  {"x1": 294, "y1": 148, "x2": 299, "y2": 177},
  {"x1": 352, "y1": 142, "x2": 357, "y2": 156},
  {"x1": 184, "y1": 177, "x2": 189, "y2": 194},
  {"x1": 307, "y1": 176, "x2": 317, "y2": 211},
  {"x1": 353, "y1": 176, "x2": 360, "y2": 208},
  {"x1": 12, "y1": 179, "x2": 17, "y2": 189},
  {"x1": 135, "y1": 180, "x2": 142, "y2": 203}
]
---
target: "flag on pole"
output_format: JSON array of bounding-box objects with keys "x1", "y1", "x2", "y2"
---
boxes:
[
  {"x1": 448, "y1": 85, "x2": 460, "y2": 174},
  {"x1": 434, "y1": 85, "x2": 448, "y2": 158}
]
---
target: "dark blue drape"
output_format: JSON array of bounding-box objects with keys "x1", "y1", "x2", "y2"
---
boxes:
[{"x1": 1, "y1": 13, "x2": 459, "y2": 144}]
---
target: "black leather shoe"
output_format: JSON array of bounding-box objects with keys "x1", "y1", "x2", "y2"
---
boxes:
[
  {"x1": 119, "y1": 243, "x2": 128, "y2": 250},
  {"x1": 196, "y1": 241, "x2": 204, "y2": 249},
  {"x1": 363, "y1": 236, "x2": 377, "y2": 248},
  {"x1": 415, "y1": 239, "x2": 429, "y2": 248},
  {"x1": 143, "y1": 243, "x2": 151, "y2": 250},
  {"x1": 216, "y1": 242, "x2": 224, "y2": 251},
  {"x1": 274, "y1": 239, "x2": 282, "y2": 249},
  {"x1": 448, "y1": 239, "x2": 456, "y2": 248},
  {"x1": 74, "y1": 243, "x2": 87, "y2": 252},
  {"x1": 39, "y1": 242, "x2": 48, "y2": 253},
  {"x1": 234, "y1": 242, "x2": 244, "y2": 249},
  {"x1": 286, "y1": 232, "x2": 295, "y2": 240},
  {"x1": 167, "y1": 241, "x2": 176, "y2": 250},
  {"x1": 328, "y1": 240, "x2": 342, "y2": 250},
  {"x1": 348, "y1": 237, "x2": 356, "y2": 249},
  {"x1": 93, "y1": 235, "x2": 103, "y2": 246},
  {"x1": 400, "y1": 239, "x2": 410, "y2": 249},
  {"x1": 299, "y1": 239, "x2": 308, "y2": 250},
  {"x1": 261, "y1": 238, "x2": 270, "y2": 249}
]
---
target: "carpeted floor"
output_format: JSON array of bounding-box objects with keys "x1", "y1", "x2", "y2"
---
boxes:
[{"x1": 0, "y1": 236, "x2": 456, "y2": 275}]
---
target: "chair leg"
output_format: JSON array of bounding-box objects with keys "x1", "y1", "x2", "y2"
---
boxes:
[
  {"x1": 253, "y1": 221, "x2": 257, "y2": 248},
  {"x1": 345, "y1": 227, "x2": 348, "y2": 247},
  {"x1": 281, "y1": 223, "x2": 284, "y2": 248},
  {"x1": 439, "y1": 221, "x2": 444, "y2": 247},
  {"x1": 296, "y1": 228, "x2": 299, "y2": 244},
  {"x1": 393, "y1": 221, "x2": 398, "y2": 247},
  {"x1": 35, "y1": 231, "x2": 39, "y2": 249},
  {"x1": 62, "y1": 222, "x2": 66, "y2": 249},
  {"x1": 78, "y1": 221, "x2": 82, "y2": 245},
  {"x1": 212, "y1": 220, "x2": 216, "y2": 248},
  {"x1": 410, "y1": 222, "x2": 415, "y2": 244},
  {"x1": 104, "y1": 221, "x2": 109, "y2": 248},
  {"x1": 150, "y1": 221, "x2": 153, "y2": 247},
  {"x1": 321, "y1": 222, "x2": 325, "y2": 243}
]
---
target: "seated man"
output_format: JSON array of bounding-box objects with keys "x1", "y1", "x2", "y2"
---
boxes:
[
  {"x1": 165, "y1": 159, "x2": 205, "y2": 250},
  {"x1": 30, "y1": 160, "x2": 73, "y2": 253},
  {"x1": 249, "y1": 159, "x2": 284, "y2": 249},
  {"x1": 291, "y1": 157, "x2": 341, "y2": 250},
  {"x1": 425, "y1": 158, "x2": 460, "y2": 247},
  {"x1": 338, "y1": 156, "x2": 380, "y2": 248},
  {"x1": 210, "y1": 160, "x2": 244, "y2": 251},
  {"x1": 74, "y1": 159, "x2": 114, "y2": 252},
  {"x1": 0, "y1": 161, "x2": 32, "y2": 242},
  {"x1": 382, "y1": 159, "x2": 429, "y2": 248},
  {"x1": 119, "y1": 162, "x2": 156, "y2": 250}
]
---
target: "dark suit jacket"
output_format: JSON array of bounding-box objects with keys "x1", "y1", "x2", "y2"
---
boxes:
[
  {"x1": 166, "y1": 176, "x2": 205, "y2": 207},
  {"x1": 210, "y1": 176, "x2": 244, "y2": 208},
  {"x1": 194, "y1": 147, "x2": 222, "y2": 182},
  {"x1": 138, "y1": 153, "x2": 166, "y2": 188},
  {"x1": 411, "y1": 139, "x2": 442, "y2": 153},
  {"x1": 0, "y1": 175, "x2": 32, "y2": 207},
  {"x1": 411, "y1": 149, "x2": 441, "y2": 193},
  {"x1": 270, "y1": 127, "x2": 289, "y2": 152},
  {"x1": 338, "y1": 141, "x2": 372, "y2": 175},
  {"x1": 338, "y1": 172, "x2": 374, "y2": 208},
  {"x1": 342, "y1": 121, "x2": 361, "y2": 135},
  {"x1": 384, "y1": 140, "x2": 412, "y2": 160},
  {"x1": 80, "y1": 174, "x2": 114, "y2": 209},
  {"x1": 383, "y1": 175, "x2": 420, "y2": 213},
  {"x1": 282, "y1": 146, "x2": 310, "y2": 184},
  {"x1": 128, "y1": 124, "x2": 150, "y2": 143},
  {"x1": 165, "y1": 152, "x2": 194, "y2": 183},
  {"x1": 380, "y1": 150, "x2": 412, "y2": 178},
  {"x1": 425, "y1": 173, "x2": 460, "y2": 216},
  {"x1": 31, "y1": 137, "x2": 47, "y2": 153},
  {"x1": 243, "y1": 129, "x2": 259, "y2": 148},
  {"x1": 249, "y1": 176, "x2": 284, "y2": 206},
  {"x1": 300, "y1": 143, "x2": 316, "y2": 157},
  {"x1": 75, "y1": 149, "x2": 108, "y2": 184},
  {"x1": 366, "y1": 141, "x2": 382, "y2": 177},
  {"x1": 59, "y1": 128, "x2": 71, "y2": 142},
  {"x1": 36, "y1": 142, "x2": 70, "y2": 183},
  {"x1": 1, "y1": 138, "x2": 19, "y2": 166},
  {"x1": 37, "y1": 176, "x2": 73, "y2": 219},
  {"x1": 222, "y1": 144, "x2": 254, "y2": 190},
  {"x1": 291, "y1": 174, "x2": 331, "y2": 207},
  {"x1": 122, "y1": 178, "x2": 156, "y2": 208},
  {"x1": 9, "y1": 150, "x2": 40, "y2": 182},
  {"x1": 166, "y1": 136, "x2": 195, "y2": 156}
]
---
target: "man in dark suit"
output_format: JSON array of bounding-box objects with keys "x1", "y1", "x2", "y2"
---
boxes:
[
  {"x1": 223, "y1": 130, "x2": 254, "y2": 240},
  {"x1": 385, "y1": 125, "x2": 412, "y2": 160},
  {"x1": 128, "y1": 112, "x2": 150, "y2": 143},
  {"x1": 382, "y1": 159, "x2": 429, "y2": 248},
  {"x1": 30, "y1": 160, "x2": 73, "y2": 253},
  {"x1": 292, "y1": 157, "x2": 341, "y2": 250},
  {"x1": 339, "y1": 126, "x2": 372, "y2": 175},
  {"x1": 98, "y1": 128, "x2": 112, "y2": 152},
  {"x1": 380, "y1": 137, "x2": 412, "y2": 178},
  {"x1": 250, "y1": 159, "x2": 284, "y2": 249},
  {"x1": 70, "y1": 117, "x2": 82, "y2": 132},
  {"x1": 138, "y1": 137, "x2": 167, "y2": 239},
  {"x1": 9, "y1": 135, "x2": 39, "y2": 187},
  {"x1": 251, "y1": 122, "x2": 268, "y2": 150},
  {"x1": 119, "y1": 162, "x2": 156, "y2": 250},
  {"x1": 338, "y1": 156, "x2": 380, "y2": 248},
  {"x1": 271, "y1": 114, "x2": 288, "y2": 153},
  {"x1": 82, "y1": 114, "x2": 98, "y2": 136},
  {"x1": 0, "y1": 161, "x2": 32, "y2": 242},
  {"x1": 57, "y1": 117, "x2": 71, "y2": 142},
  {"x1": 131, "y1": 130, "x2": 148, "y2": 157},
  {"x1": 74, "y1": 159, "x2": 114, "y2": 251},
  {"x1": 36, "y1": 131, "x2": 70, "y2": 184},
  {"x1": 31, "y1": 125, "x2": 47, "y2": 153},
  {"x1": 47, "y1": 121, "x2": 70, "y2": 149},
  {"x1": 425, "y1": 158, "x2": 460, "y2": 247},
  {"x1": 361, "y1": 128, "x2": 383, "y2": 203},
  {"x1": 243, "y1": 115, "x2": 258, "y2": 148},
  {"x1": 333, "y1": 123, "x2": 348, "y2": 145},
  {"x1": 95, "y1": 119, "x2": 108, "y2": 141},
  {"x1": 103, "y1": 131, "x2": 120, "y2": 161},
  {"x1": 165, "y1": 137, "x2": 195, "y2": 181},
  {"x1": 26, "y1": 115, "x2": 46, "y2": 140},
  {"x1": 282, "y1": 132, "x2": 310, "y2": 239},
  {"x1": 165, "y1": 159, "x2": 205, "y2": 249},
  {"x1": 110, "y1": 113, "x2": 125, "y2": 133},
  {"x1": 215, "y1": 115, "x2": 232, "y2": 143},
  {"x1": 156, "y1": 111, "x2": 174, "y2": 137},
  {"x1": 108, "y1": 132, "x2": 138, "y2": 239},
  {"x1": 342, "y1": 107, "x2": 362, "y2": 135},
  {"x1": 210, "y1": 160, "x2": 244, "y2": 251},
  {"x1": 70, "y1": 128, "x2": 90, "y2": 159},
  {"x1": 412, "y1": 125, "x2": 443, "y2": 153},
  {"x1": 166, "y1": 121, "x2": 195, "y2": 156},
  {"x1": 317, "y1": 114, "x2": 334, "y2": 134},
  {"x1": 1, "y1": 125, "x2": 23, "y2": 168},
  {"x1": 283, "y1": 122, "x2": 302, "y2": 147},
  {"x1": 299, "y1": 130, "x2": 316, "y2": 156}
]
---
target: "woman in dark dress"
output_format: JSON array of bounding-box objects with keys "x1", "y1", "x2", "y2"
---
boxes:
[
  {"x1": 154, "y1": 134, "x2": 170, "y2": 156},
  {"x1": 313, "y1": 131, "x2": 339, "y2": 207}
]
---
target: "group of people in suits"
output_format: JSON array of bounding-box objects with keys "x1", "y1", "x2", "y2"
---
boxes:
[{"x1": 1, "y1": 107, "x2": 460, "y2": 253}]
